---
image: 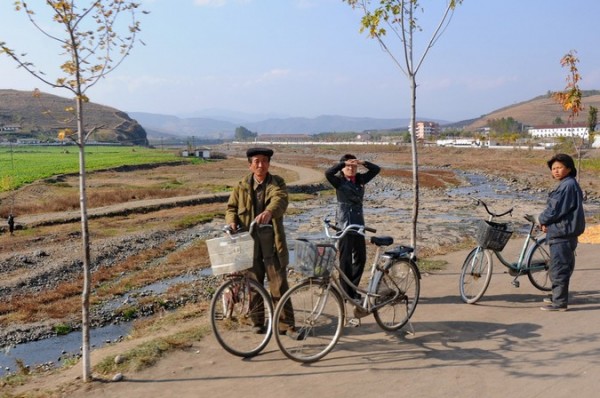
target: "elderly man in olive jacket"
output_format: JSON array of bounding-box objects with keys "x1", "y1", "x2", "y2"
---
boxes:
[{"x1": 225, "y1": 147, "x2": 301, "y2": 339}]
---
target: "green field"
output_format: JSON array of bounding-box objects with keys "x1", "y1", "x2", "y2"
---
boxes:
[{"x1": 0, "y1": 145, "x2": 185, "y2": 192}]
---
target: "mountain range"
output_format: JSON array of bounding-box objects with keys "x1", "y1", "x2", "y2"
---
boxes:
[
  {"x1": 128, "y1": 112, "x2": 422, "y2": 140},
  {"x1": 130, "y1": 90, "x2": 600, "y2": 140},
  {"x1": 3, "y1": 89, "x2": 600, "y2": 143}
]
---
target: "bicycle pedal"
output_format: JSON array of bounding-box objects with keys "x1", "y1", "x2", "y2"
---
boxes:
[
  {"x1": 346, "y1": 318, "x2": 361, "y2": 327},
  {"x1": 512, "y1": 280, "x2": 520, "y2": 288},
  {"x1": 353, "y1": 306, "x2": 369, "y2": 319}
]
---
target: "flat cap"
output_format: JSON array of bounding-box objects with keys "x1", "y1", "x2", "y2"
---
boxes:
[{"x1": 246, "y1": 147, "x2": 274, "y2": 158}]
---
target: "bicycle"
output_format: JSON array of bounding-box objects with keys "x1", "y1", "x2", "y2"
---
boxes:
[
  {"x1": 459, "y1": 197, "x2": 551, "y2": 304},
  {"x1": 272, "y1": 218, "x2": 420, "y2": 363},
  {"x1": 207, "y1": 222, "x2": 274, "y2": 358}
]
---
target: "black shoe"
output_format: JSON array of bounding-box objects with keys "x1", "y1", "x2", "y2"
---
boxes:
[
  {"x1": 252, "y1": 325, "x2": 266, "y2": 334},
  {"x1": 540, "y1": 304, "x2": 568, "y2": 312},
  {"x1": 286, "y1": 328, "x2": 306, "y2": 341}
]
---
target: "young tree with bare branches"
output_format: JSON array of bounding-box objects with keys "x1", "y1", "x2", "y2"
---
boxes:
[
  {"x1": 0, "y1": 0, "x2": 147, "y2": 382},
  {"x1": 343, "y1": 0, "x2": 462, "y2": 253}
]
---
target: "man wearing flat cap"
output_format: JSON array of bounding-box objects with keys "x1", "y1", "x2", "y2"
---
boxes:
[{"x1": 225, "y1": 147, "x2": 302, "y2": 339}]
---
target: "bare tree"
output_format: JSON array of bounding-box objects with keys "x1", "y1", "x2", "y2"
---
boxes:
[
  {"x1": 343, "y1": 0, "x2": 462, "y2": 253},
  {"x1": 0, "y1": 0, "x2": 146, "y2": 382}
]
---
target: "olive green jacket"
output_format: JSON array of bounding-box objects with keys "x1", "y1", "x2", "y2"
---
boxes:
[{"x1": 225, "y1": 173, "x2": 289, "y2": 266}]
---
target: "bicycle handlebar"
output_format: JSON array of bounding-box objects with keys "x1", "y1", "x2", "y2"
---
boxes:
[
  {"x1": 469, "y1": 196, "x2": 513, "y2": 218},
  {"x1": 322, "y1": 218, "x2": 376, "y2": 239},
  {"x1": 223, "y1": 220, "x2": 272, "y2": 238}
]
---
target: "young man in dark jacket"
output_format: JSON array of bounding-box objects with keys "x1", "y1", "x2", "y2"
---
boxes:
[
  {"x1": 538, "y1": 153, "x2": 585, "y2": 311},
  {"x1": 325, "y1": 154, "x2": 380, "y2": 302}
]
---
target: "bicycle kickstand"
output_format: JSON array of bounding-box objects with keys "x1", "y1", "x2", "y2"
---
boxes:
[
  {"x1": 405, "y1": 318, "x2": 415, "y2": 336},
  {"x1": 511, "y1": 276, "x2": 520, "y2": 288}
]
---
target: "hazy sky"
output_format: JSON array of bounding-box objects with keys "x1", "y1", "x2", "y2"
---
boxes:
[{"x1": 1, "y1": 0, "x2": 599, "y2": 122}]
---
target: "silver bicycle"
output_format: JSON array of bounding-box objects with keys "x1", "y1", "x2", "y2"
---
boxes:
[{"x1": 272, "y1": 218, "x2": 420, "y2": 363}]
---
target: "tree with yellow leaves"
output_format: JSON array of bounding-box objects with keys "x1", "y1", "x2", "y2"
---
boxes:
[
  {"x1": 552, "y1": 50, "x2": 585, "y2": 182},
  {"x1": 0, "y1": 1, "x2": 147, "y2": 382}
]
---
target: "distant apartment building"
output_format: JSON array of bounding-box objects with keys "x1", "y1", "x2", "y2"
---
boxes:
[
  {"x1": 528, "y1": 123, "x2": 589, "y2": 139},
  {"x1": 409, "y1": 121, "x2": 440, "y2": 140},
  {"x1": 0, "y1": 125, "x2": 21, "y2": 132}
]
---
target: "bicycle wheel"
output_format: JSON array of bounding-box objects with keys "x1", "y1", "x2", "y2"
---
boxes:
[
  {"x1": 373, "y1": 258, "x2": 420, "y2": 332},
  {"x1": 273, "y1": 279, "x2": 344, "y2": 363},
  {"x1": 210, "y1": 276, "x2": 273, "y2": 358},
  {"x1": 459, "y1": 247, "x2": 493, "y2": 304},
  {"x1": 526, "y1": 238, "x2": 552, "y2": 291}
]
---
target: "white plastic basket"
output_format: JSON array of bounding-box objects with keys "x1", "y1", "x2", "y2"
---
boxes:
[{"x1": 206, "y1": 233, "x2": 254, "y2": 275}]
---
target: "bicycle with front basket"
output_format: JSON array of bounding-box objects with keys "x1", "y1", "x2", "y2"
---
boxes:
[
  {"x1": 459, "y1": 197, "x2": 551, "y2": 304},
  {"x1": 272, "y1": 218, "x2": 420, "y2": 363},
  {"x1": 207, "y1": 222, "x2": 274, "y2": 358}
]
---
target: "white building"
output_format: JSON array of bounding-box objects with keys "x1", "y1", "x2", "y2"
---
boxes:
[{"x1": 528, "y1": 123, "x2": 589, "y2": 139}]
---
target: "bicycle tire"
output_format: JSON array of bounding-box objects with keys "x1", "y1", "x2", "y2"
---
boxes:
[
  {"x1": 373, "y1": 257, "x2": 420, "y2": 331},
  {"x1": 459, "y1": 247, "x2": 493, "y2": 304},
  {"x1": 526, "y1": 237, "x2": 552, "y2": 291},
  {"x1": 273, "y1": 279, "x2": 344, "y2": 363},
  {"x1": 210, "y1": 276, "x2": 273, "y2": 358}
]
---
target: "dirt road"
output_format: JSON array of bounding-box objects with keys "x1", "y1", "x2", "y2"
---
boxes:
[{"x1": 46, "y1": 239, "x2": 600, "y2": 398}]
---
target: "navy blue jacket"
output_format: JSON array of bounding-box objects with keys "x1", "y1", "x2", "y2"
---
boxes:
[
  {"x1": 325, "y1": 161, "x2": 380, "y2": 228},
  {"x1": 538, "y1": 176, "x2": 585, "y2": 243}
]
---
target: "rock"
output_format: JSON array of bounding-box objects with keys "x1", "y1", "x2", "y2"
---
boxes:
[{"x1": 112, "y1": 372, "x2": 124, "y2": 382}]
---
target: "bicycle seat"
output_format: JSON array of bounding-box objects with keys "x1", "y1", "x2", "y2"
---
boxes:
[{"x1": 371, "y1": 236, "x2": 393, "y2": 246}]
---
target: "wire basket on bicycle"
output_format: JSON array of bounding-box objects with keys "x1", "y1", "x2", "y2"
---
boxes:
[
  {"x1": 476, "y1": 219, "x2": 513, "y2": 251},
  {"x1": 290, "y1": 238, "x2": 336, "y2": 277}
]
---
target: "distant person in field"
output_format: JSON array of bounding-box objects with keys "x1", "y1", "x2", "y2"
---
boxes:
[
  {"x1": 538, "y1": 153, "x2": 585, "y2": 312},
  {"x1": 7, "y1": 214, "x2": 15, "y2": 236}
]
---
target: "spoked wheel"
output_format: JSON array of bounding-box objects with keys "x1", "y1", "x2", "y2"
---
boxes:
[
  {"x1": 273, "y1": 279, "x2": 344, "y2": 363},
  {"x1": 210, "y1": 276, "x2": 273, "y2": 358},
  {"x1": 459, "y1": 247, "x2": 493, "y2": 304},
  {"x1": 527, "y1": 238, "x2": 552, "y2": 291},
  {"x1": 373, "y1": 258, "x2": 420, "y2": 331}
]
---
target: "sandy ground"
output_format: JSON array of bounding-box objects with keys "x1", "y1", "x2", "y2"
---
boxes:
[{"x1": 19, "y1": 239, "x2": 600, "y2": 398}]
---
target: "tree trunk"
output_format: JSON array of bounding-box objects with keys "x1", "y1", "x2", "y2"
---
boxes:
[
  {"x1": 76, "y1": 96, "x2": 92, "y2": 382},
  {"x1": 409, "y1": 74, "x2": 419, "y2": 253}
]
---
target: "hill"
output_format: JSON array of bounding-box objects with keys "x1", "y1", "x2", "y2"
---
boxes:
[
  {"x1": 463, "y1": 91, "x2": 600, "y2": 130},
  {"x1": 0, "y1": 89, "x2": 148, "y2": 145},
  {"x1": 129, "y1": 112, "x2": 418, "y2": 139}
]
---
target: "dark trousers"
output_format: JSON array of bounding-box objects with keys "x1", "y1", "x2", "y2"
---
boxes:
[
  {"x1": 339, "y1": 232, "x2": 366, "y2": 299},
  {"x1": 249, "y1": 227, "x2": 294, "y2": 332},
  {"x1": 549, "y1": 239, "x2": 577, "y2": 307}
]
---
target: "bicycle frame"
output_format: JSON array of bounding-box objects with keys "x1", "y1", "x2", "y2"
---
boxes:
[
  {"x1": 318, "y1": 220, "x2": 415, "y2": 315},
  {"x1": 493, "y1": 216, "x2": 542, "y2": 272}
]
